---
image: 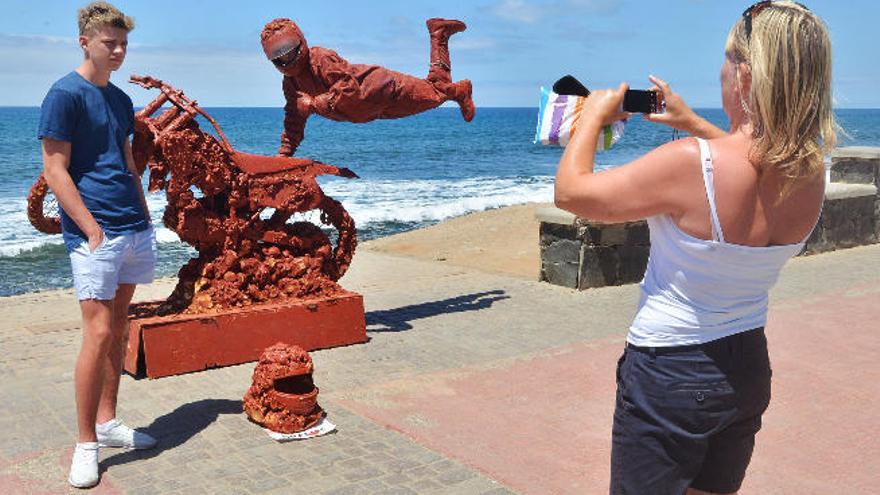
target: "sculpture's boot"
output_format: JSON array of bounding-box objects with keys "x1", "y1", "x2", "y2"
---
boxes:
[
  {"x1": 425, "y1": 18, "x2": 473, "y2": 121},
  {"x1": 426, "y1": 18, "x2": 466, "y2": 84},
  {"x1": 448, "y1": 79, "x2": 475, "y2": 122}
]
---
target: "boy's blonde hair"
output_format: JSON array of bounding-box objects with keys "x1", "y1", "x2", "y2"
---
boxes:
[
  {"x1": 78, "y1": 2, "x2": 134, "y2": 36},
  {"x1": 724, "y1": 1, "x2": 836, "y2": 198}
]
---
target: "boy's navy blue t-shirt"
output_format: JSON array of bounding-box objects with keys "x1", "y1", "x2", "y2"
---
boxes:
[{"x1": 38, "y1": 71, "x2": 148, "y2": 250}]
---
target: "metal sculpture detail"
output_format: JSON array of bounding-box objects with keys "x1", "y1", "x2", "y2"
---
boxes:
[
  {"x1": 132, "y1": 75, "x2": 358, "y2": 315},
  {"x1": 27, "y1": 175, "x2": 61, "y2": 234},
  {"x1": 243, "y1": 342, "x2": 324, "y2": 434},
  {"x1": 262, "y1": 17, "x2": 475, "y2": 156}
]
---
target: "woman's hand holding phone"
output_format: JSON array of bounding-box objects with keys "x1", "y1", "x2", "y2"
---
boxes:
[
  {"x1": 582, "y1": 82, "x2": 631, "y2": 128},
  {"x1": 643, "y1": 75, "x2": 698, "y2": 130},
  {"x1": 644, "y1": 75, "x2": 727, "y2": 139}
]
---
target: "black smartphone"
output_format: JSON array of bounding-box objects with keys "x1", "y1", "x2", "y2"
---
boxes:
[
  {"x1": 623, "y1": 90, "x2": 664, "y2": 114},
  {"x1": 553, "y1": 75, "x2": 665, "y2": 114}
]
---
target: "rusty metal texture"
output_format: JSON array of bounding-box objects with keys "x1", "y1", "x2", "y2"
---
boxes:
[
  {"x1": 243, "y1": 342, "x2": 324, "y2": 433},
  {"x1": 124, "y1": 292, "x2": 366, "y2": 378},
  {"x1": 125, "y1": 75, "x2": 358, "y2": 315},
  {"x1": 261, "y1": 17, "x2": 475, "y2": 156},
  {"x1": 27, "y1": 174, "x2": 61, "y2": 234}
]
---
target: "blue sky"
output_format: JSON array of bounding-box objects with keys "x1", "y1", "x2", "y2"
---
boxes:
[{"x1": 1, "y1": 0, "x2": 877, "y2": 107}]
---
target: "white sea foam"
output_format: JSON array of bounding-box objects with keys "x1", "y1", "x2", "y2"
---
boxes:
[
  {"x1": 320, "y1": 176, "x2": 555, "y2": 225},
  {"x1": 0, "y1": 238, "x2": 64, "y2": 257},
  {"x1": 0, "y1": 199, "x2": 64, "y2": 256}
]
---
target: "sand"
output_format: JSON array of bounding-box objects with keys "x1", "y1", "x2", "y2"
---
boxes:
[{"x1": 361, "y1": 202, "x2": 551, "y2": 281}]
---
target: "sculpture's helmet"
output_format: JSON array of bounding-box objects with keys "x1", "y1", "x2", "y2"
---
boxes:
[
  {"x1": 242, "y1": 343, "x2": 323, "y2": 434},
  {"x1": 261, "y1": 18, "x2": 310, "y2": 76}
]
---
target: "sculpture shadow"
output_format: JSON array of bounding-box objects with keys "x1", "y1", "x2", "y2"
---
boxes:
[
  {"x1": 366, "y1": 289, "x2": 509, "y2": 333},
  {"x1": 100, "y1": 398, "x2": 242, "y2": 471}
]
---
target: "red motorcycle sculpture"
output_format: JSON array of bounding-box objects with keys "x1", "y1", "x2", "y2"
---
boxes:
[{"x1": 28, "y1": 75, "x2": 358, "y2": 316}]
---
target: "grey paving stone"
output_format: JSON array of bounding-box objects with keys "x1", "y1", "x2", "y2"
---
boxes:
[
  {"x1": 436, "y1": 466, "x2": 478, "y2": 485},
  {"x1": 238, "y1": 474, "x2": 290, "y2": 493},
  {"x1": 479, "y1": 487, "x2": 520, "y2": 495},
  {"x1": 380, "y1": 487, "x2": 419, "y2": 495},
  {"x1": 408, "y1": 478, "x2": 445, "y2": 492},
  {"x1": 380, "y1": 472, "x2": 414, "y2": 486},
  {"x1": 340, "y1": 465, "x2": 384, "y2": 482},
  {"x1": 320, "y1": 485, "x2": 371, "y2": 495}
]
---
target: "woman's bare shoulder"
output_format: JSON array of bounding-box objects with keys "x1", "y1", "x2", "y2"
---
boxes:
[{"x1": 634, "y1": 136, "x2": 702, "y2": 177}]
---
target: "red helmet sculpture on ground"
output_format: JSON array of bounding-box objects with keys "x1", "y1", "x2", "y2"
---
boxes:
[
  {"x1": 243, "y1": 342, "x2": 324, "y2": 433},
  {"x1": 260, "y1": 17, "x2": 475, "y2": 156}
]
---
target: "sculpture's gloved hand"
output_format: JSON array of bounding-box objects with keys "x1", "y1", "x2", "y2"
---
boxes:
[{"x1": 310, "y1": 93, "x2": 335, "y2": 116}]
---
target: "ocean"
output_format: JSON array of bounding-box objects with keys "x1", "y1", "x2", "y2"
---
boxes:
[{"x1": 1, "y1": 105, "x2": 878, "y2": 297}]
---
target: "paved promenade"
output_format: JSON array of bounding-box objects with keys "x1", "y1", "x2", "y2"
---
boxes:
[{"x1": 1, "y1": 243, "x2": 878, "y2": 494}]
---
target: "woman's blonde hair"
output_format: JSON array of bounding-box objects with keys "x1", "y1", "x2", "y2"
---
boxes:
[
  {"x1": 725, "y1": 1, "x2": 836, "y2": 197},
  {"x1": 78, "y1": 2, "x2": 134, "y2": 36}
]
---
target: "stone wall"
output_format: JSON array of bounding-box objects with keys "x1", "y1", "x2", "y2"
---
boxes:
[
  {"x1": 828, "y1": 147, "x2": 880, "y2": 243},
  {"x1": 802, "y1": 183, "x2": 877, "y2": 255},
  {"x1": 538, "y1": 209, "x2": 650, "y2": 289},
  {"x1": 830, "y1": 147, "x2": 880, "y2": 188},
  {"x1": 539, "y1": 146, "x2": 880, "y2": 290}
]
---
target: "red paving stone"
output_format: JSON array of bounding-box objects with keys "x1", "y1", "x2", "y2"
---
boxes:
[{"x1": 338, "y1": 281, "x2": 880, "y2": 494}]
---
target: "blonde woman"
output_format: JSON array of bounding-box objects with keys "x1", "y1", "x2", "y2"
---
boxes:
[{"x1": 553, "y1": 2, "x2": 835, "y2": 494}]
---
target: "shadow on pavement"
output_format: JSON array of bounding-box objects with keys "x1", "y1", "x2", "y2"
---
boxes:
[
  {"x1": 366, "y1": 289, "x2": 509, "y2": 333},
  {"x1": 100, "y1": 398, "x2": 242, "y2": 471}
]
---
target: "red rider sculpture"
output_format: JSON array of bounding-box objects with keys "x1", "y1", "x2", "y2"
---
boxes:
[{"x1": 261, "y1": 18, "x2": 475, "y2": 156}]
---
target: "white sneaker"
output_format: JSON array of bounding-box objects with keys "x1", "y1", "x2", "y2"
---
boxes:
[
  {"x1": 96, "y1": 418, "x2": 157, "y2": 449},
  {"x1": 68, "y1": 442, "x2": 99, "y2": 488}
]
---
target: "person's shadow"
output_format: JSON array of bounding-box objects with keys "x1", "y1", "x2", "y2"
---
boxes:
[
  {"x1": 366, "y1": 289, "x2": 509, "y2": 332},
  {"x1": 100, "y1": 398, "x2": 242, "y2": 471}
]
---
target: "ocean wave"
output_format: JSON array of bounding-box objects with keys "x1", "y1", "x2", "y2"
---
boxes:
[
  {"x1": 154, "y1": 225, "x2": 181, "y2": 244},
  {"x1": 0, "y1": 238, "x2": 66, "y2": 258},
  {"x1": 321, "y1": 175, "x2": 555, "y2": 224}
]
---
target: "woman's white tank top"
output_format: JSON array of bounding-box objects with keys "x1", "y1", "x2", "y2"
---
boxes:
[{"x1": 628, "y1": 138, "x2": 807, "y2": 346}]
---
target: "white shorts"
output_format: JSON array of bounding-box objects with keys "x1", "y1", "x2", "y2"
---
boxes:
[{"x1": 69, "y1": 226, "x2": 157, "y2": 301}]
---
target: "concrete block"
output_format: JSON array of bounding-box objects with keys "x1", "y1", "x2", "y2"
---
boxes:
[
  {"x1": 579, "y1": 246, "x2": 614, "y2": 289},
  {"x1": 540, "y1": 222, "x2": 580, "y2": 244},
  {"x1": 540, "y1": 238, "x2": 581, "y2": 288},
  {"x1": 535, "y1": 207, "x2": 577, "y2": 225},
  {"x1": 831, "y1": 146, "x2": 880, "y2": 187},
  {"x1": 804, "y1": 193, "x2": 877, "y2": 255},
  {"x1": 617, "y1": 245, "x2": 650, "y2": 283}
]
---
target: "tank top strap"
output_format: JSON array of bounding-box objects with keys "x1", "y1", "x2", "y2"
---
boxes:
[{"x1": 695, "y1": 137, "x2": 726, "y2": 243}]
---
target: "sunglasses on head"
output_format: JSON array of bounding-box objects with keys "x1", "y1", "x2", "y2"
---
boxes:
[{"x1": 742, "y1": 1, "x2": 809, "y2": 40}]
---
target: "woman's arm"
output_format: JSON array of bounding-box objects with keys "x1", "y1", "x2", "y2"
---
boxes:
[
  {"x1": 644, "y1": 75, "x2": 727, "y2": 139},
  {"x1": 554, "y1": 83, "x2": 699, "y2": 223}
]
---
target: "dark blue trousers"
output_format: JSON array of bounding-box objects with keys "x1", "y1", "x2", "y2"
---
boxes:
[{"x1": 610, "y1": 328, "x2": 772, "y2": 495}]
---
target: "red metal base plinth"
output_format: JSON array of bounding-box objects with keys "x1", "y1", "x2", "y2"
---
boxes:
[{"x1": 124, "y1": 291, "x2": 366, "y2": 378}]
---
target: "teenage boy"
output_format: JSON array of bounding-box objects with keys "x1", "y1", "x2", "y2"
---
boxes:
[{"x1": 38, "y1": 2, "x2": 157, "y2": 488}]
